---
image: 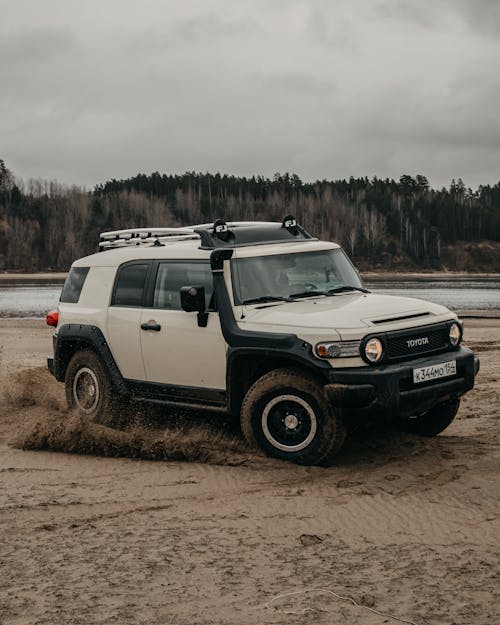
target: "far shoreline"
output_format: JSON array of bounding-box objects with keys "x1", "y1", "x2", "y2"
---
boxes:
[
  {"x1": 361, "y1": 271, "x2": 500, "y2": 281},
  {"x1": 2, "y1": 271, "x2": 500, "y2": 283},
  {"x1": 0, "y1": 273, "x2": 67, "y2": 282}
]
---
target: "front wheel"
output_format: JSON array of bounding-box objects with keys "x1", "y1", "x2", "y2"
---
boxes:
[
  {"x1": 240, "y1": 368, "x2": 346, "y2": 465},
  {"x1": 398, "y1": 399, "x2": 461, "y2": 437},
  {"x1": 65, "y1": 349, "x2": 125, "y2": 427}
]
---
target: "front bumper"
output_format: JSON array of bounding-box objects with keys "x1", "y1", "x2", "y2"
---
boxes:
[{"x1": 324, "y1": 346, "x2": 478, "y2": 418}]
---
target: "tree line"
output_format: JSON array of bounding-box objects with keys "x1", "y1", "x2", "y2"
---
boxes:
[{"x1": 1, "y1": 159, "x2": 499, "y2": 271}]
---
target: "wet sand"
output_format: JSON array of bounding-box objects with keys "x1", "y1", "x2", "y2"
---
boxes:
[{"x1": 0, "y1": 319, "x2": 498, "y2": 624}]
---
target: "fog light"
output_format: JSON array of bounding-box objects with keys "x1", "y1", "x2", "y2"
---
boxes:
[
  {"x1": 449, "y1": 322, "x2": 461, "y2": 346},
  {"x1": 365, "y1": 337, "x2": 383, "y2": 363}
]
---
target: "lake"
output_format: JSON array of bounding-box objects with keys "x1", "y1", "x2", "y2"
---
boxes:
[
  {"x1": 1, "y1": 278, "x2": 499, "y2": 318},
  {"x1": 363, "y1": 279, "x2": 500, "y2": 312}
]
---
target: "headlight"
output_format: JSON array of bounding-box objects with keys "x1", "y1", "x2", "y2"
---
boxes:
[
  {"x1": 364, "y1": 337, "x2": 384, "y2": 363},
  {"x1": 449, "y1": 322, "x2": 461, "y2": 346},
  {"x1": 315, "y1": 340, "x2": 361, "y2": 359}
]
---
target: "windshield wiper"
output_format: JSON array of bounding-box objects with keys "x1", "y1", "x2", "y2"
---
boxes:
[
  {"x1": 244, "y1": 286, "x2": 369, "y2": 304},
  {"x1": 289, "y1": 290, "x2": 330, "y2": 299},
  {"x1": 242, "y1": 295, "x2": 293, "y2": 305},
  {"x1": 289, "y1": 286, "x2": 370, "y2": 299},
  {"x1": 328, "y1": 285, "x2": 370, "y2": 294}
]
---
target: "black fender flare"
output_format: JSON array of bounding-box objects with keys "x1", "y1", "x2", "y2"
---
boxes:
[
  {"x1": 53, "y1": 324, "x2": 128, "y2": 395},
  {"x1": 225, "y1": 346, "x2": 331, "y2": 415}
]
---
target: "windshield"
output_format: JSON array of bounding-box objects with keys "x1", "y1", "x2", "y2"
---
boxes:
[{"x1": 231, "y1": 248, "x2": 364, "y2": 305}]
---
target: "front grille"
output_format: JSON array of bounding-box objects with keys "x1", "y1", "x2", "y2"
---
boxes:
[{"x1": 386, "y1": 323, "x2": 450, "y2": 362}]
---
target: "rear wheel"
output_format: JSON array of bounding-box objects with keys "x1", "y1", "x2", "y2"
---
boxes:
[
  {"x1": 398, "y1": 399, "x2": 460, "y2": 437},
  {"x1": 65, "y1": 350, "x2": 126, "y2": 427},
  {"x1": 241, "y1": 368, "x2": 346, "y2": 465}
]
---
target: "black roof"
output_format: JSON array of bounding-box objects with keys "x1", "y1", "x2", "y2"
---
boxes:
[{"x1": 194, "y1": 217, "x2": 315, "y2": 249}]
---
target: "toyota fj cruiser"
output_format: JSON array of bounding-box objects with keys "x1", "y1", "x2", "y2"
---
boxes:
[{"x1": 47, "y1": 217, "x2": 479, "y2": 465}]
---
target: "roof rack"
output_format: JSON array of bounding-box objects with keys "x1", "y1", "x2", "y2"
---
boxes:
[
  {"x1": 98, "y1": 227, "x2": 198, "y2": 251},
  {"x1": 98, "y1": 216, "x2": 315, "y2": 251}
]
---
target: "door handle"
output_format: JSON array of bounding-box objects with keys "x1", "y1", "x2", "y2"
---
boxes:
[{"x1": 141, "y1": 321, "x2": 161, "y2": 331}]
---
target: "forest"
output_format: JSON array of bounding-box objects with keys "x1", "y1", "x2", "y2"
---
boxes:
[{"x1": 0, "y1": 158, "x2": 499, "y2": 272}]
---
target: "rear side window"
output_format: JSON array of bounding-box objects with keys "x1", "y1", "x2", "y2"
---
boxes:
[
  {"x1": 60, "y1": 267, "x2": 89, "y2": 303},
  {"x1": 112, "y1": 263, "x2": 149, "y2": 307}
]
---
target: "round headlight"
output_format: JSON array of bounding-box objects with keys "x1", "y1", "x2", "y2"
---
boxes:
[
  {"x1": 449, "y1": 322, "x2": 461, "y2": 346},
  {"x1": 365, "y1": 337, "x2": 383, "y2": 363}
]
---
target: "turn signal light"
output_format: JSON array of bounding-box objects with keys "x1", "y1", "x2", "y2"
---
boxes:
[
  {"x1": 46, "y1": 309, "x2": 59, "y2": 327},
  {"x1": 315, "y1": 340, "x2": 361, "y2": 359}
]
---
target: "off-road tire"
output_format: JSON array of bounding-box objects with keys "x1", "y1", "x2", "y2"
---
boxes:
[
  {"x1": 398, "y1": 399, "x2": 461, "y2": 437},
  {"x1": 241, "y1": 368, "x2": 346, "y2": 465},
  {"x1": 65, "y1": 349, "x2": 126, "y2": 427}
]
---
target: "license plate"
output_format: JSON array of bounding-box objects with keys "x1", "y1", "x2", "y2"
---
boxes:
[{"x1": 413, "y1": 360, "x2": 456, "y2": 384}]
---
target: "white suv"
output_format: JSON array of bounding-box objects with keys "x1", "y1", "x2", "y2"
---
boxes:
[{"x1": 47, "y1": 217, "x2": 479, "y2": 465}]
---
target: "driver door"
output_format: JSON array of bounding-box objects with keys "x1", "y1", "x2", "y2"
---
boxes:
[{"x1": 139, "y1": 260, "x2": 227, "y2": 390}]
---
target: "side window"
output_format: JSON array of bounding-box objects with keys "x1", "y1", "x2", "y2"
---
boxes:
[
  {"x1": 60, "y1": 267, "x2": 89, "y2": 303},
  {"x1": 153, "y1": 262, "x2": 213, "y2": 310},
  {"x1": 112, "y1": 263, "x2": 149, "y2": 307}
]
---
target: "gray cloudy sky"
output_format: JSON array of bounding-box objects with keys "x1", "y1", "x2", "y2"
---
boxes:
[{"x1": 1, "y1": 0, "x2": 499, "y2": 189}]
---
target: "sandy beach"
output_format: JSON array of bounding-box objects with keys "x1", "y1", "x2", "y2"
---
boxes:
[{"x1": 0, "y1": 318, "x2": 498, "y2": 624}]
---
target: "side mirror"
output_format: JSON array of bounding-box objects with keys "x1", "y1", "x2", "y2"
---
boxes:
[{"x1": 180, "y1": 285, "x2": 206, "y2": 313}]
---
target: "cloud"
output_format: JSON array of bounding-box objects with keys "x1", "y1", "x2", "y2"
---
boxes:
[
  {"x1": 0, "y1": 0, "x2": 498, "y2": 190},
  {"x1": 175, "y1": 12, "x2": 261, "y2": 42},
  {"x1": 306, "y1": 7, "x2": 358, "y2": 50},
  {"x1": 0, "y1": 27, "x2": 80, "y2": 66},
  {"x1": 377, "y1": 0, "x2": 500, "y2": 37},
  {"x1": 450, "y1": 0, "x2": 500, "y2": 37},
  {"x1": 376, "y1": 1, "x2": 437, "y2": 29},
  {"x1": 259, "y1": 71, "x2": 336, "y2": 95}
]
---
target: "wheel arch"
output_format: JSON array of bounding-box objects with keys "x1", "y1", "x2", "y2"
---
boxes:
[
  {"x1": 54, "y1": 324, "x2": 128, "y2": 395},
  {"x1": 226, "y1": 348, "x2": 329, "y2": 416}
]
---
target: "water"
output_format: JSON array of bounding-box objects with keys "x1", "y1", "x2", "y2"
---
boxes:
[
  {"x1": 364, "y1": 279, "x2": 500, "y2": 312},
  {"x1": 1, "y1": 278, "x2": 499, "y2": 318},
  {"x1": 0, "y1": 283, "x2": 63, "y2": 318}
]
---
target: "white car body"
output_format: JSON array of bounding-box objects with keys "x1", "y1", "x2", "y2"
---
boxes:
[
  {"x1": 47, "y1": 220, "x2": 478, "y2": 465},
  {"x1": 58, "y1": 238, "x2": 456, "y2": 381}
]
